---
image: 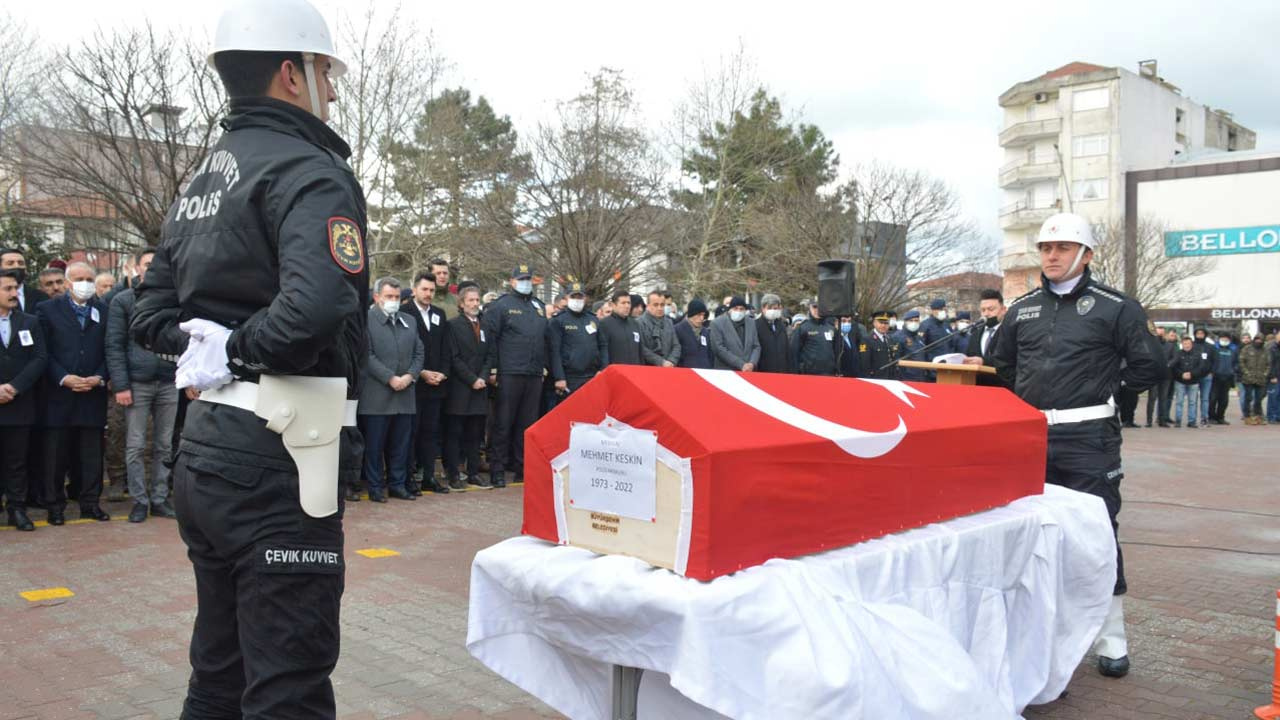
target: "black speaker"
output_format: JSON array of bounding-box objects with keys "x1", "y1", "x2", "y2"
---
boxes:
[{"x1": 816, "y1": 259, "x2": 855, "y2": 317}]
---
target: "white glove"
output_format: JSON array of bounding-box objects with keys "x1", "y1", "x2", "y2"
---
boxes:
[{"x1": 176, "y1": 319, "x2": 234, "y2": 391}]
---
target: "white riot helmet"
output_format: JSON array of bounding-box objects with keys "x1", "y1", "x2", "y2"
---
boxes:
[
  {"x1": 209, "y1": 0, "x2": 346, "y2": 118},
  {"x1": 1037, "y1": 212, "x2": 1096, "y2": 279}
]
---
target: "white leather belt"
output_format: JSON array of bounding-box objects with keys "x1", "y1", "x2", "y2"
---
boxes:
[
  {"x1": 199, "y1": 380, "x2": 358, "y2": 426},
  {"x1": 1042, "y1": 397, "x2": 1117, "y2": 426}
]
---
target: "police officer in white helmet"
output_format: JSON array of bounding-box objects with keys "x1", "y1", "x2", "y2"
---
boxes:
[
  {"x1": 131, "y1": 1, "x2": 367, "y2": 716},
  {"x1": 992, "y1": 213, "x2": 1163, "y2": 679}
]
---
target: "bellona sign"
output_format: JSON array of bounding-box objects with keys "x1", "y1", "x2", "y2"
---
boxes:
[{"x1": 1165, "y1": 225, "x2": 1280, "y2": 257}]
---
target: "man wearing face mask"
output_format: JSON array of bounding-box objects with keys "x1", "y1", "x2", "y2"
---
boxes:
[
  {"x1": 993, "y1": 212, "x2": 1163, "y2": 680},
  {"x1": 949, "y1": 311, "x2": 977, "y2": 355},
  {"x1": 37, "y1": 261, "x2": 111, "y2": 524},
  {"x1": 637, "y1": 289, "x2": 680, "y2": 368},
  {"x1": 482, "y1": 265, "x2": 547, "y2": 487},
  {"x1": 754, "y1": 294, "x2": 791, "y2": 373},
  {"x1": 599, "y1": 290, "x2": 642, "y2": 367},
  {"x1": 837, "y1": 315, "x2": 870, "y2": 378},
  {"x1": 919, "y1": 298, "x2": 954, "y2": 356},
  {"x1": 790, "y1": 300, "x2": 839, "y2": 376},
  {"x1": 962, "y1": 289, "x2": 1009, "y2": 389},
  {"x1": 548, "y1": 282, "x2": 608, "y2": 401},
  {"x1": 358, "y1": 278, "x2": 424, "y2": 502},
  {"x1": 1189, "y1": 327, "x2": 1215, "y2": 428},
  {"x1": 891, "y1": 309, "x2": 929, "y2": 383},
  {"x1": 129, "y1": 2, "x2": 370, "y2": 715},
  {"x1": 710, "y1": 296, "x2": 760, "y2": 372}
]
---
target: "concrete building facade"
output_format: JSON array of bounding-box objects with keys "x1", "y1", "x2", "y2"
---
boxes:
[{"x1": 996, "y1": 60, "x2": 1256, "y2": 300}]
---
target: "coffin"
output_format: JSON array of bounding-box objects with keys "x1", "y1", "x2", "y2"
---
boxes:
[{"x1": 522, "y1": 365, "x2": 1046, "y2": 581}]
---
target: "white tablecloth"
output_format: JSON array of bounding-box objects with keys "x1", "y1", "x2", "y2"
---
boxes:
[{"x1": 466, "y1": 485, "x2": 1115, "y2": 720}]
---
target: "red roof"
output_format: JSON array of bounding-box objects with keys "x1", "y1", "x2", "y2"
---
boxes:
[
  {"x1": 1041, "y1": 62, "x2": 1109, "y2": 80},
  {"x1": 908, "y1": 271, "x2": 1003, "y2": 292}
]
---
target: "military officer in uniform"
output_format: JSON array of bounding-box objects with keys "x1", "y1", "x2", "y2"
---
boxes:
[
  {"x1": 547, "y1": 282, "x2": 608, "y2": 402},
  {"x1": 892, "y1": 309, "x2": 929, "y2": 382},
  {"x1": 482, "y1": 264, "x2": 547, "y2": 487},
  {"x1": 130, "y1": 1, "x2": 367, "y2": 716},
  {"x1": 863, "y1": 311, "x2": 900, "y2": 380},
  {"x1": 993, "y1": 212, "x2": 1162, "y2": 680}
]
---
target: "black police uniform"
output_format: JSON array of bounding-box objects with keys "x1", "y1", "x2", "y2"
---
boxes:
[
  {"x1": 481, "y1": 290, "x2": 547, "y2": 484},
  {"x1": 131, "y1": 97, "x2": 368, "y2": 720},
  {"x1": 992, "y1": 267, "x2": 1162, "y2": 596},
  {"x1": 790, "y1": 317, "x2": 839, "y2": 376},
  {"x1": 548, "y1": 308, "x2": 608, "y2": 395},
  {"x1": 864, "y1": 328, "x2": 901, "y2": 380},
  {"x1": 919, "y1": 313, "x2": 953, "y2": 352},
  {"x1": 891, "y1": 327, "x2": 929, "y2": 382}
]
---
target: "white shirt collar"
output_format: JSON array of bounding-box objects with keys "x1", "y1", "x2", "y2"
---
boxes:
[{"x1": 1048, "y1": 274, "x2": 1084, "y2": 296}]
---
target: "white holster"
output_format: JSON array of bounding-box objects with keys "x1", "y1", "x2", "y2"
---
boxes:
[{"x1": 201, "y1": 376, "x2": 354, "y2": 518}]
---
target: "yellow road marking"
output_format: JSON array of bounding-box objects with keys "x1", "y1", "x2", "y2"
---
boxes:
[
  {"x1": 20, "y1": 587, "x2": 74, "y2": 602},
  {"x1": 355, "y1": 548, "x2": 400, "y2": 559}
]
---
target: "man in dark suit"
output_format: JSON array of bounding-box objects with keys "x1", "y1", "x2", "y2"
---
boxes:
[
  {"x1": 1, "y1": 249, "x2": 50, "y2": 512},
  {"x1": 444, "y1": 285, "x2": 490, "y2": 489},
  {"x1": 754, "y1": 294, "x2": 791, "y2": 373},
  {"x1": 37, "y1": 261, "x2": 111, "y2": 523},
  {"x1": 0, "y1": 248, "x2": 50, "y2": 313},
  {"x1": 963, "y1": 288, "x2": 1010, "y2": 389},
  {"x1": 0, "y1": 270, "x2": 47, "y2": 530},
  {"x1": 403, "y1": 272, "x2": 451, "y2": 494}
]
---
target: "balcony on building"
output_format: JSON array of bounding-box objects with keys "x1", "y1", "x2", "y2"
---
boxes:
[
  {"x1": 999, "y1": 199, "x2": 1060, "y2": 230},
  {"x1": 998, "y1": 117, "x2": 1062, "y2": 148},
  {"x1": 999, "y1": 158, "x2": 1059, "y2": 188}
]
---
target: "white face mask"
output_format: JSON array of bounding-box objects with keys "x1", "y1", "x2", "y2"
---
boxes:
[
  {"x1": 905, "y1": 321, "x2": 920, "y2": 333},
  {"x1": 729, "y1": 309, "x2": 746, "y2": 323},
  {"x1": 70, "y1": 280, "x2": 95, "y2": 301},
  {"x1": 957, "y1": 321, "x2": 970, "y2": 331},
  {"x1": 567, "y1": 298, "x2": 585, "y2": 313},
  {"x1": 1219, "y1": 338, "x2": 1230, "y2": 347},
  {"x1": 764, "y1": 308, "x2": 782, "y2": 321},
  {"x1": 934, "y1": 310, "x2": 947, "y2": 321},
  {"x1": 515, "y1": 279, "x2": 533, "y2": 295},
  {"x1": 381, "y1": 299, "x2": 400, "y2": 315}
]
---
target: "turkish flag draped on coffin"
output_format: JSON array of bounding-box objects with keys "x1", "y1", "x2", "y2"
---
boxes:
[{"x1": 523, "y1": 365, "x2": 1047, "y2": 581}]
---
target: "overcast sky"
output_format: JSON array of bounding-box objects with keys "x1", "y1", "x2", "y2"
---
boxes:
[{"x1": 12, "y1": 0, "x2": 1280, "y2": 243}]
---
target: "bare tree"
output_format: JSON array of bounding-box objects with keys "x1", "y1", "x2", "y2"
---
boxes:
[
  {"x1": 0, "y1": 12, "x2": 41, "y2": 174},
  {"x1": 332, "y1": 3, "x2": 446, "y2": 275},
  {"x1": 1092, "y1": 216, "x2": 1214, "y2": 308},
  {"x1": 486, "y1": 69, "x2": 670, "y2": 298},
  {"x1": 5, "y1": 24, "x2": 222, "y2": 250}
]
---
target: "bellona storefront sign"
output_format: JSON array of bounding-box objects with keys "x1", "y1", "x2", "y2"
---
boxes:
[{"x1": 1165, "y1": 225, "x2": 1280, "y2": 257}]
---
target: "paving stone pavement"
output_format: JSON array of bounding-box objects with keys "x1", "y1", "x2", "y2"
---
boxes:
[{"x1": 1, "y1": 404, "x2": 1276, "y2": 719}]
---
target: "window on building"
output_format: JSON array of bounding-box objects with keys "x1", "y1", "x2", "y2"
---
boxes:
[
  {"x1": 1072, "y1": 88, "x2": 1109, "y2": 112},
  {"x1": 1072, "y1": 134, "x2": 1109, "y2": 157},
  {"x1": 1071, "y1": 178, "x2": 1108, "y2": 202},
  {"x1": 1025, "y1": 103, "x2": 1037, "y2": 121}
]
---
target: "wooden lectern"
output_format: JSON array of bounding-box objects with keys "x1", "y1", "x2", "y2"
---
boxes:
[{"x1": 898, "y1": 361, "x2": 998, "y2": 386}]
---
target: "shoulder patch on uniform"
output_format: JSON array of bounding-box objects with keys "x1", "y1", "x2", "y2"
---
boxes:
[
  {"x1": 328, "y1": 217, "x2": 365, "y2": 275},
  {"x1": 1086, "y1": 285, "x2": 1124, "y2": 304},
  {"x1": 1007, "y1": 287, "x2": 1043, "y2": 308}
]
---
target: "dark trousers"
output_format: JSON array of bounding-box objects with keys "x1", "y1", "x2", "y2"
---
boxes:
[
  {"x1": 1045, "y1": 423, "x2": 1125, "y2": 595},
  {"x1": 411, "y1": 395, "x2": 443, "y2": 477},
  {"x1": 1145, "y1": 378, "x2": 1170, "y2": 425},
  {"x1": 1208, "y1": 375, "x2": 1233, "y2": 421},
  {"x1": 359, "y1": 414, "x2": 413, "y2": 492},
  {"x1": 1, "y1": 426, "x2": 31, "y2": 511},
  {"x1": 1117, "y1": 387, "x2": 1139, "y2": 424},
  {"x1": 24, "y1": 427, "x2": 43, "y2": 507},
  {"x1": 547, "y1": 376, "x2": 591, "y2": 412},
  {"x1": 1244, "y1": 384, "x2": 1265, "y2": 417},
  {"x1": 491, "y1": 374, "x2": 541, "y2": 477},
  {"x1": 42, "y1": 426, "x2": 103, "y2": 512},
  {"x1": 443, "y1": 414, "x2": 485, "y2": 480},
  {"x1": 173, "y1": 452, "x2": 344, "y2": 720}
]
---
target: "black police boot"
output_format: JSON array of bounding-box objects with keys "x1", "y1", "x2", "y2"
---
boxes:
[
  {"x1": 6, "y1": 508, "x2": 35, "y2": 531},
  {"x1": 47, "y1": 510, "x2": 65, "y2": 526},
  {"x1": 406, "y1": 478, "x2": 423, "y2": 497},
  {"x1": 388, "y1": 486, "x2": 416, "y2": 501},
  {"x1": 128, "y1": 502, "x2": 148, "y2": 523},
  {"x1": 426, "y1": 476, "x2": 450, "y2": 494},
  {"x1": 80, "y1": 505, "x2": 111, "y2": 522},
  {"x1": 448, "y1": 475, "x2": 465, "y2": 491},
  {"x1": 1097, "y1": 655, "x2": 1129, "y2": 678},
  {"x1": 491, "y1": 472, "x2": 506, "y2": 489},
  {"x1": 151, "y1": 500, "x2": 176, "y2": 518},
  {"x1": 368, "y1": 488, "x2": 387, "y2": 503},
  {"x1": 345, "y1": 486, "x2": 362, "y2": 502}
]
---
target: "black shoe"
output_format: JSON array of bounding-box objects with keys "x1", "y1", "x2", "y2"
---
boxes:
[
  {"x1": 1219, "y1": 419, "x2": 1230, "y2": 426},
  {"x1": 406, "y1": 480, "x2": 423, "y2": 497},
  {"x1": 128, "y1": 502, "x2": 148, "y2": 523},
  {"x1": 468, "y1": 475, "x2": 491, "y2": 489},
  {"x1": 388, "y1": 487, "x2": 416, "y2": 500},
  {"x1": 1157, "y1": 422, "x2": 1170, "y2": 428},
  {"x1": 345, "y1": 487, "x2": 362, "y2": 501},
  {"x1": 6, "y1": 508, "x2": 34, "y2": 531},
  {"x1": 426, "y1": 477, "x2": 450, "y2": 494},
  {"x1": 1097, "y1": 655, "x2": 1129, "y2": 678},
  {"x1": 151, "y1": 500, "x2": 177, "y2": 519},
  {"x1": 491, "y1": 473, "x2": 507, "y2": 489},
  {"x1": 47, "y1": 510, "x2": 65, "y2": 526},
  {"x1": 1173, "y1": 421, "x2": 1181, "y2": 427},
  {"x1": 1143, "y1": 422, "x2": 1152, "y2": 428},
  {"x1": 1186, "y1": 423, "x2": 1197, "y2": 429},
  {"x1": 369, "y1": 490, "x2": 387, "y2": 503},
  {"x1": 81, "y1": 506, "x2": 111, "y2": 522},
  {"x1": 1121, "y1": 421, "x2": 1139, "y2": 429},
  {"x1": 448, "y1": 476, "x2": 466, "y2": 491}
]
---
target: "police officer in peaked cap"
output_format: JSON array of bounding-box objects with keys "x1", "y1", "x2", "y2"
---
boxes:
[
  {"x1": 481, "y1": 264, "x2": 548, "y2": 488},
  {"x1": 547, "y1": 281, "x2": 608, "y2": 402},
  {"x1": 130, "y1": 0, "x2": 367, "y2": 716},
  {"x1": 993, "y1": 212, "x2": 1163, "y2": 679}
]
